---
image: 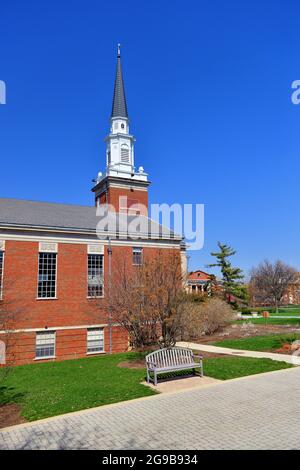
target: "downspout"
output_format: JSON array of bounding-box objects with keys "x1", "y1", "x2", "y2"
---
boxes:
[{"x1": 107, "y1": 237, "x2": 113, "y2": 354}]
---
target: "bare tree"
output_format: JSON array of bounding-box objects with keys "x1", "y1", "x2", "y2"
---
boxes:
[
  {"x1": 107, "y1": 250, "x2": 185, "y2": 349},
  {"x1": 249, "y1": 260, "x2": 297, "y2": 312},
  {"x1": 0, "y1": 280, "x2": 25, "y2": 381},
  {"x1": 0, "y1": 301, "x2": 17, "y2": 381},
  {"x1": 106, "y1": 256, "x2": 156, "y2": 348}
]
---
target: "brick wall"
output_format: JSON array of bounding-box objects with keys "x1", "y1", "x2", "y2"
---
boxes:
[
  {"x1": 3, "y1": 326, "x2": 129, "y2": 366},
  {"x1": 107, "y1": 187, "x2": 148, "y2": 215},
  {"x1": 0, "y1": 239, "x2": 177, "y2": 365}
]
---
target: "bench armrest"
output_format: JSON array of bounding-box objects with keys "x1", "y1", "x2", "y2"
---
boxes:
[
  {"x1": 194, "y1": 354, "x2": 203, "y2": 361},
  {"x1": 146, "y1": 361, "x2": 157, "y2": 368}
]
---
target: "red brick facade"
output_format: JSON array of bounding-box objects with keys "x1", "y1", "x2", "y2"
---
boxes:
[
  {"x1": 4, "y1": 327, "x2": 129, "y2": 366},
  {"x1": 95, "y1": 186, "x2": 148, "y2": 215},
  {"x1": 0, "y1": 239, "x2": 180, "y2": 365}
]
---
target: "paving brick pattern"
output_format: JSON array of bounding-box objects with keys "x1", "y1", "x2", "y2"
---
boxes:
[{"x1": 1, "y1": 367, "x2": 300, "y2": 450}]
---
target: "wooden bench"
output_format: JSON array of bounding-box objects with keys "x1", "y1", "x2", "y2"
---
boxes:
[{"x1": 146, "y1": 347, "x2": 203, "y2": 386}]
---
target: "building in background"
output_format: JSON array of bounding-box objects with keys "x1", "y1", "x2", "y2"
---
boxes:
[
  {"x1": 283, "y1": 273, "x2": 300, "y2": 304},
  {"x1": 187, "y1": 270, "x2": 214, "y2": 295}
]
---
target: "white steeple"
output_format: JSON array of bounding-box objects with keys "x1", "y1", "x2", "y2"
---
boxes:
[{"x1": 97, "y1": 45, "x2": 148, "y2": 184}]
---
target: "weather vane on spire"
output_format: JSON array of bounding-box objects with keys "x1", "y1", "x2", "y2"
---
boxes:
[{"x1": 117, "y1": 43, "x2": 121, "y2": 57}]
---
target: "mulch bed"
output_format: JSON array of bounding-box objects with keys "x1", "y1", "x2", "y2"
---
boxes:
[
  {"x1": 118, "y1": 359, "x2": 146, "y2": 369},
  {"x1": 0, "y1": 404, "x2": 26, "y2": 429}
]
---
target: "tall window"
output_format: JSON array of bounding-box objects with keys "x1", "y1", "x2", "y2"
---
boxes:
[
  {"x1": 133, "y1": 247, "x2": 143, "y2": 266},
  {"x1": 87, "y1": 328, "x2": 104, "y2": 354},
  {"x1": 38, "y1": 253, "x2": 57, "y2": 298},
  {"x1": 35, "y1": 331, "x2": 56, "y2": 358},
  {"x1": 88, "y1": 254, "x2": 104, "y2": 297},
  {"x1": 0, "y1": 250, "x2": 4, "y2": 299}
]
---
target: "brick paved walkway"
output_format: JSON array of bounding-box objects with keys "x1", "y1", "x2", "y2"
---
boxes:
[{"x1": 1, "y1": 367, "x2": 300, "y2": 450}]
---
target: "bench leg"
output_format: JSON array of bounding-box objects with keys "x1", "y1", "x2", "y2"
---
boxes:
[
  {"x1": 200, "y1": 361, "x2": 204, "y2": 377},
  {"x1": 146, "y1": 369, "x2": 150, "y2": 384},
  {"x1": 154, "y1": 371, "x2": 157, "y2": 386}
]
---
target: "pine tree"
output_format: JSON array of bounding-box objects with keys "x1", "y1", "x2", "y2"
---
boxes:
[{"x1": 208, "y1": 242, "x2": 247, "y2": 304}]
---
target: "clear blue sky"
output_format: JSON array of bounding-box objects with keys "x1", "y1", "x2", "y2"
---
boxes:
[{"x1": 1, "y1": 0, "x2": 300, "y2": 276}]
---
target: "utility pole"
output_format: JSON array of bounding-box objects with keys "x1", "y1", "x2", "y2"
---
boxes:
[{"x1": 107, "y1": 237, "x2": 113, "y2": 354}]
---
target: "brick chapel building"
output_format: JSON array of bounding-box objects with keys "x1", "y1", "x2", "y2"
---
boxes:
[{"x1": 0, "y1": 47, "x2": 185, "y2": 365}]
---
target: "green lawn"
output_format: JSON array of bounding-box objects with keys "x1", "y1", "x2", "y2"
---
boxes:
[
  {"x1": 0, "y1": 352, "x2": 293, "y2": 423},
  {"x1": 236, "y1": 317, "x2": 300, "y2": 325},
  {"x1": 212, "y1": 333, "x2": 300, "y2": 352},
  {"x1": 0, "y1": 352, "x2": 156, "y2": 422},
  {"x1": 204, "y1": 357, "x2": 292, "y2": 380},
  {"x1": 243, "y1": 306, "x2": 300, "y2": 316},
  {"x1": 269, "y1": 307, "x2": 300, "y2": 316}
]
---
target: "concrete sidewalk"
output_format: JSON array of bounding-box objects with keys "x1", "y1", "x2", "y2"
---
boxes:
[
  {"x1": 1, "y1": 366, "x2": 300, "y2": 449},
  {"x1": 176, "y1": 341, "x2": 300, "y2": 365}
]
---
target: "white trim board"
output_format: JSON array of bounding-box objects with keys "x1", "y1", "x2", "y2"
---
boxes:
[
  {"x1": 0, "y1": 232, "x2": 181, "y2": 249},
  {"x1": 0, "y1": 323, "x2": 113, "y2": 335}
]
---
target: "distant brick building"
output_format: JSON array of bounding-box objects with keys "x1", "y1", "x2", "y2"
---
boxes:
[
  {"x1": 0, "y1": 47, "x2": 185, "y2": 365},
  {"x1": 282, "y1": 273, "x2": 300, "y2": 305},
  {"x1": 250, "y1": 273, "x2": 300, "y2": 307},
  {"x1": 187, "y1": 270, "x2": 213, "y2": 294}
]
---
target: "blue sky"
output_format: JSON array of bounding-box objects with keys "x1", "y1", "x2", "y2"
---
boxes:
[{"x1": 1, "y1": 0, "x2": 300, "y2": 276}]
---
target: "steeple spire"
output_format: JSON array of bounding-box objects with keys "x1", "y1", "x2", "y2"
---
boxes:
[{"x1": 111, "y1": 44, "x2": 128, "y2": 119}]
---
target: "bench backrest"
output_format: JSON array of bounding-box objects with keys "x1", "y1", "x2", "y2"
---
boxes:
[{"x1": 146, "y1": 348, "x2": 194, "y2": 368}]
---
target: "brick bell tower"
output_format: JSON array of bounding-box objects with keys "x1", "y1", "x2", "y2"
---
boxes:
[{"x1": 92, "y1": 45, "x2": 150, "y2": 215}]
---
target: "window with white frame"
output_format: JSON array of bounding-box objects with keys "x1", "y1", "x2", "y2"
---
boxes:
[
  {"x1": 38, "y1": 252, "x2": 57, "y2": 298},
  {"x1": 132, "y1": 247, "x2": 143, "y2": 266},
  {"x1": 35, "y1": 331, "x2": 56, "y2": 358},
  {"x1": 0, "y1": 250, "x2": 4, "y2": 299},
  {"x1": 87, "y1": 328, "x2": 104, "y2": 354},
  {"x1": 88, "y1": 254, "x2": 104, "y2": 297}
]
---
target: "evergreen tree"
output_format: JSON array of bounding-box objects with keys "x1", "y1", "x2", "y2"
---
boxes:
[{"x1": 208, "y1": 242, "x2": 247, "y2": 304}]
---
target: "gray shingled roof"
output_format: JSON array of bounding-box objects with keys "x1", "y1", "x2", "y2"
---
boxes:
[
  {"x1": 111, "y1": 50, "x2": 128, "y2": 118},
  {"x1": 0, "y1": 198, "x2": 180, "y2": 240}
]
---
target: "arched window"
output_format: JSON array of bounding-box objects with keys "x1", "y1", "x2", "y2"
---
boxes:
[{"x1": 121, "y1": 145, "x2": 130, "y2": 163}]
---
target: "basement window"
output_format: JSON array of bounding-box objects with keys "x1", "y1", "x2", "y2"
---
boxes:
[
  {"x1": 87, "y1": 328, "x2": 104, "y2": 354},
  {"x1": 35, "y1": 331, "x2": 56, "y2": 359}
]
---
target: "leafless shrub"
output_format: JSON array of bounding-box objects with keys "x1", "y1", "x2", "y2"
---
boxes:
[{"x1": 180, "y1": 298, "x2": 234, "y2": 340}]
